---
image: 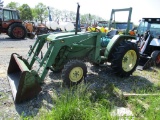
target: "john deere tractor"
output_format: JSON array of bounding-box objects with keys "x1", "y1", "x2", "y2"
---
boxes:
[{"x1": 7, "y1": 4, "x2": 139, "y2": 103}]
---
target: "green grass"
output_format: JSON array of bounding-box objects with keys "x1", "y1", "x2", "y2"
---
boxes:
[
  {"x1": 22, "y1": 84, "x2": 117, "y2": 120},
  {"x1": 22, "y1": 67, "x2": 160, "y2": 120},
  {"x1": 0, "y1": 92, "x2": 8, "y2": 102},
  {"x1": 128, "y1": 95, "x2": 160, "y2": 119},
  {"x1": 39, "y1": 85, "x2": 114, "y2": 120},
  {"x1": 127, "y1": 67, "x2": 160, "y2": 119}
]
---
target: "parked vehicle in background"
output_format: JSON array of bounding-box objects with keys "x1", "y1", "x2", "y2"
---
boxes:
[
  {"x1": 135, "y1": 18, "x2": 160, "y2": 70},
  {"x1": 0, "y1": 7, "x2": 27, "y2": 39}
]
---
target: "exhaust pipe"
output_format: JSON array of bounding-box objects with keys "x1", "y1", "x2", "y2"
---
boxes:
[{"x1": 75, "y1": 3, "x2": 80, "y2": 35}]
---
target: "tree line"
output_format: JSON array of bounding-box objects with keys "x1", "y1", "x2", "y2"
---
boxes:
[{"x1": 5, "y1": 2, "x2": 105, "y2": 24}]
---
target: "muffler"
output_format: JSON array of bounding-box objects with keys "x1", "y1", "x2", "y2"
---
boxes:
[{"x1": 7, "y1": 53, "x2": 42, "y2": 103}]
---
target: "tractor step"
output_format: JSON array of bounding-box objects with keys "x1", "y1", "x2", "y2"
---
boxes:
[{"x1": 137, "y1": 55, "x2": 153, "y2": 70}]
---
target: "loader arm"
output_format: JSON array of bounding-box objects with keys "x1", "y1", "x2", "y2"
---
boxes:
[{"x1": 26, "y1": 32, "x2": 102, "y2": 83}]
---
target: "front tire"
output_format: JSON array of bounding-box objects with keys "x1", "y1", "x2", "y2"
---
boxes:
[
  {"x1": 62, "y1": 60, "x2": 87, "y2": 87},
  {"x1": 8, "y1": 23, "x2": 27, "y2": 39},
  {"x1": 111, "y1": 41, "x2": 139, "y2": 77}
]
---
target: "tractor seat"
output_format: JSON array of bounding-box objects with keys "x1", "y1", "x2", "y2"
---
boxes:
[{"x1": 106, "y1": 29, "x2": 118, "y2": 39}]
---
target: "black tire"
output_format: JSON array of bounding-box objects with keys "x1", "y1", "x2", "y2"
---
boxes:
[
  {"x1": 62, "y1": 60, "x2": 87, "y2": 87},
  {"x1": 50, "y1": 67, "x2": 63, "y2": 73},
  {"x1": 91, "y1": 61, "x2": 104, "y2": 66},
  {"x1": 151, "y1": 50, "x2": 160, "y2": 67},
  {"x1": 8, "y1": 23, "x2": 27, "y2": 39},
  {"x1": 27, "y1": 33, "x2": 35, "y2": 39},
  {"x1": 111, "y1": 41, "x2": 139, "y2": 77}
]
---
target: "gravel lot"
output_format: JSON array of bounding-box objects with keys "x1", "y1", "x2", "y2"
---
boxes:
[
  {"x1": 0, "y1": 34, "x2": 40, "y2": 119},
  {"x1": 0, "y1": 34, "x2": 158, "y2": 119}
]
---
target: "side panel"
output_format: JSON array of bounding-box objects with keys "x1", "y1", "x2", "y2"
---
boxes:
[
  {"x1": 48, "y1": 32, "x2": 102, "y2": 70},
  {"x1": 150, "y1": 38, "x2": 160, "y2": 46},
  {"x1": 2, "y1": 20, "x2": 22, "y2": 29}
]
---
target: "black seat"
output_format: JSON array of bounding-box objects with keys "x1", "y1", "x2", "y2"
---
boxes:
[
  {"x1": 143, "y1": 30, "x2": 150, "y2": 41},
  {"x1": 106, "y1": 29, "x2": 118, "y2": 39}
]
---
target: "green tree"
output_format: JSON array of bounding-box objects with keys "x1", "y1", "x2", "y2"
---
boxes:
[
  {"x1": 53, "y1": 8, "x2": 61, "y2": 22},
  {"x1": 81, "y1": 13, "x2": 105, "y2": 25},
  {"x1": 81, "y1": 14, "x2": 90, "y2": 24},
  {"x1": 19, "y1": 4, "x2": 33, "y2": 21},
  {"x1": 34, "y1": 3, "x2": 48, "y2": 23},
  {"x1": 31, "y1": 8, "x2": 37, "y2": 20},
  {"x1": 69, "y1": 11, "x2": 76, "y2": 21},
  {"x1": 5, "y1": 2, "x2": 19, "y2": 9}
]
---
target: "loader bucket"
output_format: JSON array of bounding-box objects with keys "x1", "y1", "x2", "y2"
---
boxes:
[{"x1": 7, "y1": 53, "x2": 42, "y2": 103}]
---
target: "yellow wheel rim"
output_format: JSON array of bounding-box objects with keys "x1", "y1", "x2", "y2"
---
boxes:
[
  {"x1": 69, "y1": 67, "x2": 83, "y2": 82},
  {"x1": 122, "y1": 50, "x2": 137, "y2": 72}
]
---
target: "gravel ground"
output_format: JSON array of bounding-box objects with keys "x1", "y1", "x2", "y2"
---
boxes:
[{"x1": 0, "y1": 34, "x2": 158, "y2": 119}]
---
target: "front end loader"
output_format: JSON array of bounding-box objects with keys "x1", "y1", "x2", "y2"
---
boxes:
[{"x1": 7, "y1": 4, "x2": 139, "y2": 103}]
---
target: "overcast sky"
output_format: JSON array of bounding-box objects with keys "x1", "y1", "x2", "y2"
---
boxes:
[{"x1": 3, "y1": 0, "x2": 160, "y2": 24}]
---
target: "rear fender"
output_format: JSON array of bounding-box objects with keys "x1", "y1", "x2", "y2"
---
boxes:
[{"x1": 104, "y1": 35, "x2": 135, "y2": 61}]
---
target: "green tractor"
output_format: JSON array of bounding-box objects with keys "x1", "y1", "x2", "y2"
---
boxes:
[{"x1": 7, "y1": 4, "x2": 139, "y2": 103}]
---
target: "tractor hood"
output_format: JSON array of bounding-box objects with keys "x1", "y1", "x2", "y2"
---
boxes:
[
  {"x1": 47, "y1": 32, "x2": 76, "y2": 41},
  {"x1": 47, "y1": 31, "x2": 94, "y2": 41}
]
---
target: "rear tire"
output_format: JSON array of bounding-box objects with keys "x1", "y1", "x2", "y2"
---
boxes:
[
  {"x1": 8, "y1": 23, "x2": 27, "y2": 39},
  {"x1": 27, "y1": 33, "x2": 35, "y2": 39},
  {"x1": 111, "y1": 41, "x2": 139, "y2": 77},
  {"x1": 62, "y1": 60, "x2": 87, "y2": 87},
  {"x1": 151, "y1": 50, "x2": 160, "y2": 67}
]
